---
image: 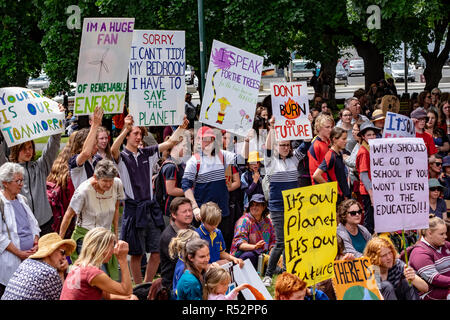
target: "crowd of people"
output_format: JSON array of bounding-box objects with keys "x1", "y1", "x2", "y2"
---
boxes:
[{"x1": 0, "y1": 84, "x2": 449, "y2": 301}]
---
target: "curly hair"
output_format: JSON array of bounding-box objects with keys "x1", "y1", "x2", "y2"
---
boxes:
[
  {"x1": 337, "y1": 199, "x2": 362, "y2": 225},
  {"x1": 9, "y1": 141, "x2": 35, "y2": 163},
  {"x1": 363, "y1": 237, "x2": 398, "y2": 267},
  {"x1": 274, "y1": 272, "x2": 306, "y2": 300}
]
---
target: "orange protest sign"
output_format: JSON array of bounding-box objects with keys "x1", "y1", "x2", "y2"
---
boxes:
[{"x1": 331, "y1": 257, "x2": 383, "y2": 300}]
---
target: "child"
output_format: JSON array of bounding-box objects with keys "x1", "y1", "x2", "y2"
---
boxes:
[
  {"x1": 203, "y1": 267, "x2": 249, "y2": 300},
  {"x1": 196, "y1": 202, "x2": 244, "y2": 267},
  {"x1": 241, "y1": 151, "x2": 264, "y2": 209}
]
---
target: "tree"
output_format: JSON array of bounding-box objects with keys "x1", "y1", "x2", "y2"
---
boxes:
[{"x1": 0, "y1": 0, "x2": 45, "y2": 87}]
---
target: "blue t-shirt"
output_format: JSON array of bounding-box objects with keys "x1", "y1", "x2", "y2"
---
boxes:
[
  {"x1": 348, "y1": 229, "x2": 367, "y2": 254},
  {"x1": 177, "y1": 269, "x2": 202, "y2": 300},
  {"x1": 196, "y1": 224, "x2": 225, "y2": 263},
  {"x1": 11, "y1": 200, "x2": 33, "y2": 251}
]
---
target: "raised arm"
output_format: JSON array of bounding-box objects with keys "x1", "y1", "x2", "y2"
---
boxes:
[
  {"x1": 158, "y1": 116, "x2": 189, "y2": 154},
  {"x1": 76, "y1": 106, "x2": 103, "y2": 166},
  {"x1": 111, "y1": 114, "x2": 133, "y2": 162}
]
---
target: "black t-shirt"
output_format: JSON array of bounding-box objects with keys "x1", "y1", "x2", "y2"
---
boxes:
[{"x1": 161, "y1": 161, "x2": 185, "y2": 216}]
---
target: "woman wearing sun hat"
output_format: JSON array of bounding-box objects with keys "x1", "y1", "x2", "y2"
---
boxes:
[
  {"x1": 1, "y1": 233, "x2": 75, "y2": 300},
  {"x1": 240, "y1": 151, "x2": 264, "y2": 209},
  {"x1": 428, "y1": 178, "x2": 447, "y2": 220}
]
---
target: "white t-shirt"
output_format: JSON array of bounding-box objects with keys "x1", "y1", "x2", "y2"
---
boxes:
[{"x1": 69, "y1": 177, "x2": 125, "y2": 230}]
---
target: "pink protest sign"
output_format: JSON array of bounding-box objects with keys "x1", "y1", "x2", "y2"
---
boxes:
[{"x1": 369, "y1": 138, "x2": 429, "y2": 233}]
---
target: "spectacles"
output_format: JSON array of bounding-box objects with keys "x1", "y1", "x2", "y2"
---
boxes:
[
  {"x1": 11, "y1": 179, "x2": 24, "y2": 185},
  {"x1": 426, "y1": 96, "x2": 431, "y2": 98},
  {"x1": 347, "y1": 209, "x2": 363, "y2": 216},
  {"x1": 433, "y1": 162, "x2": 443, "y2": 167},
  {"x1": 432, "y1": 92, "x2": 440, "y2": 96}
]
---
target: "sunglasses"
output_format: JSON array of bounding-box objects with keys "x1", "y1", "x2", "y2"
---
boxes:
[
  {"x1": 433, "y1": 162, "x2": 443, "y2": 167},
  {"x1": 347, "y1": 209, "x2": 363, "y2": 216},
  {"x1": 430, "y1": 187, "x2": 442, "y2": 192}
]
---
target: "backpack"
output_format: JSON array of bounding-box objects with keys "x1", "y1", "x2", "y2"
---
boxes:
[
  {"x1": 154, "y1": 159, "x2": 176, "y2": 215},
  {"x1": 47, "y1": 181, "x2": 65, "y2": 233}
]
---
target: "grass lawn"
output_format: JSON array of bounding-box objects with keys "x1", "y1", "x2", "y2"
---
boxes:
[{"x1": 34, "y1": 135, "x2": 69, "y2": 144}]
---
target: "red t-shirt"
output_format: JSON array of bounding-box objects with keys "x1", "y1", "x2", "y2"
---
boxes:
[
  {"x1": 356, "y1": 144, "x2": 371, "y2": 195},
  {"x1": 60, "y1": 265, "x2": 104, "y2": 300},
  {"x1": 416, "y1": 131, "x2": 438, "y2": 157},
  {"x1": 308, "y1": 136, "x2": 330, "y2": 184}
]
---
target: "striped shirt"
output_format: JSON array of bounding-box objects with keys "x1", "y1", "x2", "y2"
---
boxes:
[{"x1": 181, "y1": 150, "x2": 236, "y2": 217}]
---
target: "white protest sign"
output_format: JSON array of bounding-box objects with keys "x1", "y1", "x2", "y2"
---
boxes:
[
  {"x1": 383, "y1": 112, "x2": 415, "y2": 138},
  {"x1": 270, "y1": 82, "x2": 312, "y2": 140},
  {"x1": 199, "y1": 40, "x2": 263, "y2": 136},
  {"x1": 129, "y1": 30, "x2": 185, "y2": 126},
  {"x1": 0, "y1": 87, "x2": 65, "y2": 147},
  {"x1": 232, "y1": 259, "x2": 273, "y2": 300},
  {"x1": 370, "y1": 138, "x2": 429, "y2": 233},
  {"x1": 74, "y1": 18, "x2": 135, "y2": 115}
]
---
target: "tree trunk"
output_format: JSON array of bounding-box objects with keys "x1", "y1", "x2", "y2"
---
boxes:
[
  {"x1": 320, "y1": 34, "x2": 339, "y2": 108},
  {"x1": 422, "y1": 22, "x2": 450, "y2": 91},
  {"x1": 354, "y1": 40, "x2": 385, "y2": 91}
]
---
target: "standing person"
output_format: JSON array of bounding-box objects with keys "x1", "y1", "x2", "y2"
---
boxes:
[
  {"x1": 96, "y1": 126, "x2": 113, "y2": 160},
  {"x1": 262, "y1": 116, "x2": 310, "y2": 287},
  {"x1": 431, "y1": 88, "x2": 442, "y2": 109},
  {"x1": 111, "y1": 114, "x2": 189, "y2": 285},
  {"x1": 308, "y1": 113, "x2": 334, "y2": 184},
  {"x1": 371, "y1": 109, "x2": 386, "y2": 137},
  {"x1": 336, "y1": 97, "x2": 370, "y2": 127},
  {"x1": 438, "y1": 100, "x2": 450, "y2": 136},
  {"x1": 230, "y1": 194, "x2": 275, "y2": 269},
  {"x1": 409, "y1": 216, "x2": 450, "y2": 300},
  {"x1": 364, "y1": 237, "x2": 428, "y2": 300},
  {"x1": 60, "y1": 227, "x2": 136, "y2": 300},
  {"x1": 1, "y1": 233, "x2": 75, "y2": 300},
  {"x1": 336, "y1": 108, "x2": 354, "y2": 153},
  {"x1": 69, "y1": 107, "x2": 104, "y2": 190},
  {"x1": 313, "y1": 127, "x2": 351, "y2": 203},
  {"x1": 176, "y1": 238, "x2": 210, "y2": 300},
  {"x1": 184, "y1": 93, "x2": 197, "y2": 129},
  {"x1": 159, "y1": 197, "x2": 194, "y2": 294},
  {"x1": 2, "y1": 105, "x2": 65, "y2": 236},
  {"x1": 0, "y1": 162, "x2": 40, "y2": 297},
  {"x1": 182, "y1": 126, "x2": 237, "y2": 247},
  {"x1": 336, "y1": 199, "x2": 372, "y2": 257},
  {"x1": 356, "y1": 122, "x2": 381, "y2": 234},
  {"x1": 58, "y1": 159, "x2": 124, "y2": 279},
  {"x1": 428, "y1": 154, "x2": 443, "y2": 179},
  {"x1": 428, "y1": 179, "x2": 447, "y2": 219},
  {"x1": 418, "y1": 91, "x2": 433, "y2": 111},
  {"x1": 426, "y1": 109, "x2": 449, "y2": 157},
  {"x1": 411, "y1": 108, "x2": 439, "y2": 159}
]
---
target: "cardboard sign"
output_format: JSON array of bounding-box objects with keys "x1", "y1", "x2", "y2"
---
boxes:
[
  {"x1": 383, "y1": 112, "x2": 415, "y2": 138},
  {"x1": 0, "y1": 87, "x2": 65, "y2": 147},
  {"x1": 199, "y1": 40, "x2": 263, "y2": 136},
  {"x1": 129, "y1": 30, "x2": 185, "y2": 126},
  {"x1": 370, "y1": 138, "x2": 429, "y2": 233},
  {"x1": 74, "y1": 18, "x2": 135, "y2": 115},
  {"x1": 282, "y1": 182, "x2": 338, "y2": 286},
  {"x1": 270, "y1": 82, "x2": 312, "y2": 140},
  {"x1": 232, "y1": 259, "x2": 273, "y2": 300},
  {"x1": 332, "y1": 258, "x2": 383, "y2": 300}
]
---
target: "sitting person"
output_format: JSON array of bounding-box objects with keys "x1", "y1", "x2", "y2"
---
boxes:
[
  {"x1": 274, "y1": 272, "x2": 328, "y2": 300},
  {"x1": 364, "y1": 237, "x2": 428, "y2": 300},
  {"x1": 240, "y1": 151, "x2": 264, "y2": 210},
  {"x1": 203, "y1": 267, "x2": 249, "y2": 300},
  {"x1": 196, "y1": 202, "x2": 244, "y2": 267},
  {"x1": 428, "y1": 178, "x2": 447, "y2": 219},
  {"x1": 230, "y1": 194, "x2": 275, "y2": 269},
  {"x1": 336, "y1": 199, "x2": 372, "y2": 257},
  {"x1": 1, "y1": 233, "x2": 76, "y2": 300},
  {"x1": 409, "y1": 216, "x2": 450, "y2": 300}
]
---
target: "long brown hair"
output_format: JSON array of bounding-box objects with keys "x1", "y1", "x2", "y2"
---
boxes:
[
  {"x1": 70, "y1": 128, "x2": 89, "y2": 157},
  {"x1": 47, "y1": 131, "x2": 77, "y2": 188},
  {"x1": 9, "y1": 141, "x2": 36, "y2": 163},
  {"x1": 97, "y1": 126, "x2": 112, "y2": 160}
]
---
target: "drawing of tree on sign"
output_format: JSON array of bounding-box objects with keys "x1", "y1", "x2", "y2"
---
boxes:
[{"x1": 89, "y1": 48, "x2": 110, "y2": 82}]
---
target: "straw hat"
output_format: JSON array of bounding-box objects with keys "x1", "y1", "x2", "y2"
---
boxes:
[
  {"x1": 371, "y1": 109, "x2": 386, "y2": 122},
  {"x1": 248, "y1": 151, "x2": 263, "y2": 163},
  {"x1": 29, "y1": 233, "x2": 76, "y2": 259}
]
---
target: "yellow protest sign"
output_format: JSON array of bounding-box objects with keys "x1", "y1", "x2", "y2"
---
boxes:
[
  {"x1": 332, "y1": 257, "x2": 383, "y2": 300},
  {"x1": 282, "y1": 182, "x2": 338, "y2": 286}
]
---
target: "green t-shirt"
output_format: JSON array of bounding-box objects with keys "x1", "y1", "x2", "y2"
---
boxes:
[{"x1": 348, "y1": 229, "x2": 367, "y2": 254}]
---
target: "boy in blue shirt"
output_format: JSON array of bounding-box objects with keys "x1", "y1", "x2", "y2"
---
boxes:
[{"x1": 196, "y1": 202, "x2": 244, "y2": 267}]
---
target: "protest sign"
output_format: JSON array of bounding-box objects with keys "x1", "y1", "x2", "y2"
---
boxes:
[
  {"x1": 232, "y1": 259, "x2": 273, "y2": 300},
  {"x1": 74, "y1": 18, "x2": 135, "y2": 115},
  {"x1": 199, "y1": 40, "x2": 263, "y2": 136},
  {"x1": 0, "y1": 87, "x2": 65, "y2": 147},
  {"x1": 370, "y1": 138, "x2": 429, "y2": 233},
  {"x1": 270, "y1": 82, "x2": 312, "y2": 140},
  {"x1": 282, "y1": 182, "x2": 338, "y2": 286},
  {"x1": 383, "y1": 112, "x2": 415, "y2": 138},
  {"x1": 332, "y1": 257, "x2": 383, "y2": 300},
  {"x1": 129, "y1": 30, "x2": 185, "y2": 126}
]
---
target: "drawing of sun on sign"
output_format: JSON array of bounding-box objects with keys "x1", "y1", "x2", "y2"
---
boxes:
[
  {"x1": 205, "y1": 47, "x2": 232, "y2": 120},
  {"x1": 89, "y1": 48, "x2": 110, "y2": 82}
]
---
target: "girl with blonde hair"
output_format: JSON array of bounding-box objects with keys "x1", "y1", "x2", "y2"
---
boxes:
[
  {"x1": 203, "y1": 267, "x2": 249, "y2": 300},
  {"x1": 60, "y1": 227, "x2": 136, "y2": 300}
]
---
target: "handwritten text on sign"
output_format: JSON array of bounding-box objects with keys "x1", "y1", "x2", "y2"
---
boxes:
[
  {"x1": 0, "y1": 87, "x2": 65, "y2": 147},
  {"x1": 383, "y1": 112, "x2": 415, "y2": 138},
  {"x1": 370, "y1": 138, "x2": 429, "y2": 233},
  {"x1": 129, "y1": 30, "x2": 185, "y2": 126},
  {"x1": 282, "y1": 182, "x2": 338, "y2": 286},
  {"x1": 75, "y1": 18, "x2": 135, "y2": 115},
  {"x1": 271, "y1": 82, "x2": 312, "y2": 140},
  {"x1": 332, "y1": 258, "x2": 383, "y2": 300}
]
